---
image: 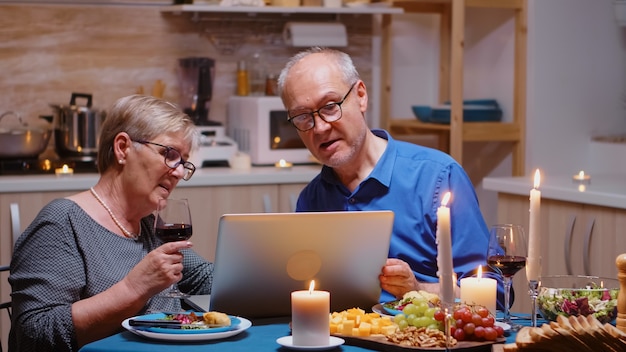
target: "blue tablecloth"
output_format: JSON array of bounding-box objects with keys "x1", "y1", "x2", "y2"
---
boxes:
[{"x1": 79, "y1": 315, "x2": 543, "y2": 352}]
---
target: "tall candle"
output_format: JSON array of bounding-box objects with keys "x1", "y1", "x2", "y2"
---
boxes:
[
  {"x1": 436, "y1": 192, "x2": 455, "y2": 304},
  {"x1": 527, "y1": 169, "x2": 541, "y2": 281},
  {"x1": 291, "y1": 280, "x2": 330, "y2": 346},
  {"x1": 460, "y1": 266, "x2": 497, "y2": 316}
]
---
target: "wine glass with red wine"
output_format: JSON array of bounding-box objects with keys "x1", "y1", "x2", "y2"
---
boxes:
[
  {"x1": 487, "y1": 224, "x2": 527, "y2": 331},
  {"x1": 154, "y1": 198, "x2": 192, "y2": 298}
]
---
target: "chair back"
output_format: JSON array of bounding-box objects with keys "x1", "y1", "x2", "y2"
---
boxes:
[{"x1": 0, "y1": 265, "x2": 10, "y2": 352}]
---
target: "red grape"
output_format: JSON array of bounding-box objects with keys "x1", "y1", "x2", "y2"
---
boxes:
[
  {"x1": 482, "y1": 315, "x2": 495, "y2": 327},
  {"x1": 463, "y1": 322, "x2": 475, "y2": 335},
  {"x1": 433, "y1": 309, "x2": 445, "y2": 322},
  {"x1": 474, "y1": 325, "x2": 486, "y2": 338},
  {"x1": 453, "y1": 327, "x2": 466, "y2": 341},
  {"x1": 476, "y1": 306, "x2": 489, "y2": 318},
  {"x1": 494, "y1": 324, "x2": 505, "y2": 337},
  {"x1": 484, "y1": 326, "x2": 498, "y2": 341}
]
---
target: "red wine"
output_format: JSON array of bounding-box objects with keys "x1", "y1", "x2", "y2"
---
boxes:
[
  {"x1": 487, "y1": 255, "x2": 526, "y2": 277},
  {"x1": 155, "y1": 224, "x2": 192, "y2": 242}
]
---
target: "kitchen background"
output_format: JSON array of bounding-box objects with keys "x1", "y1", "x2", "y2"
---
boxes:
[{"x1": 2, "y1": 0, "x2": 625, "y2": 227}]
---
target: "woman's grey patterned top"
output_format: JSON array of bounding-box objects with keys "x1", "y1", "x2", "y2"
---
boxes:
[{"x1": 8, "y1": 198, "x2": 214, "y2": 352}]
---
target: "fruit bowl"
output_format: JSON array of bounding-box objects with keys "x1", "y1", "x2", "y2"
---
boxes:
[{"x1": 536, "y1": 275, "x2": 619, "y2": 324}]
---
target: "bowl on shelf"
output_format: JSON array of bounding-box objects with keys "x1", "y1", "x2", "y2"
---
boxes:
[
  {"x1": 536, "y1": 275, "x2": 619, "y2": 324},
  {"x1": 411, "y1": 99, "x2": 502, "y2": 124}
]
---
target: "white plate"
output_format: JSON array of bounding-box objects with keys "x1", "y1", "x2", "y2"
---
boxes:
[
  {"x1": 276, "y1": 336, "x2": 345, "y2": 351},
  {"x1": 122, "y1": 313, "x2": 252, "y2": 341}
]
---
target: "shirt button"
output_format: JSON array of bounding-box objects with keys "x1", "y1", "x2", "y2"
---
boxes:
[{"x1": 348, "y1": 198, "x2": 356, "y2": 204}]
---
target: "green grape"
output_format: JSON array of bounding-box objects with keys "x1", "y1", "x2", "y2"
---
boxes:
[
  {"x1": 393, "y1": 314, "x2": 406, "y2": 324},
  {"x1": 427, "y1": 323, "x2": 440, "y2": 330},
  {"x1": 406, "y1": 313, "x2": 417, "y2": 323},
  {"x1": 402, "y1": 303, "x2": 418, "y2": 316},
  {"x1": 415, "y1": 316, "x2": 431, "y2": 327},
  {"x1": 414, "y1": 301, "x2": 429, "y2": 315},
  {"x1": 424, "y1": 307, "x2": 437, "y2": 319},
  {"x1": 397, "y1": 319, "x2": 409, "y2": 330}
]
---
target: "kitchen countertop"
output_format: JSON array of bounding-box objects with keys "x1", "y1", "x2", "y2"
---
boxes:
[
  {"x1": 483, "y1": 173, "x2": 626, "y2": 210},
  {"x1": 0, "y1": 165, "x2": 322, "y2": 193}
]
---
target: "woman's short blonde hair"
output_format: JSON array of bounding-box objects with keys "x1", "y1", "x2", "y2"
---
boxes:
[{"x1": 97, "y1": 95, "x2": 199, "y2": 173}]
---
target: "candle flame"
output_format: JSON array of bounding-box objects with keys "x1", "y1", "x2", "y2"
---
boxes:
[
  {"x1": 477, "y1": 265, "x2": 482, "y2": 280},
  {"x1": 62, "y1": 164, "x2": 69, "y2": 172},
  {"x1": 533, "y1": 169, "x2": 541, "y2": 189},
  {"x1": 279, "y1": 159, "x2": 286, "y2": 167},
  {"x1": 308, "y1": 280, "x2": 315, "y2": 294},
  {"x1": 441, "y1": 192, "x2": 451, "y2": 207},
  {"x1": 578, "y1": 170, "x2": 585, "y2": 179}
]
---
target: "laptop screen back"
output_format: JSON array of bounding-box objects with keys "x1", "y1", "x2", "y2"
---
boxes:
[{"x1": 209, "y1": 211, "x2": 394, "y2": 319}]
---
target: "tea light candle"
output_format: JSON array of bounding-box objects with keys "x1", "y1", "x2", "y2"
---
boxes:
[
  {"x1": 55, "y1": 164, "x2": 74, "y2": 177},
  {"x1": 572, "y1": 170, "x2": 591, "y2": 183},
  {"x1": 460, "y1": 266, "x2": 497, "y2": 316},
  {"x1": 436, "y1": 192, "x2": 455, "y2": 305},
  {"x1": 275, "y1": 159, "x2": 293, "y2": 170},
  {"x1": 527, "y1": 169, "x2": 541, "y2": 281},
  {"x1": 291, "y1": 280, "x2": 330, "y2": 346}
]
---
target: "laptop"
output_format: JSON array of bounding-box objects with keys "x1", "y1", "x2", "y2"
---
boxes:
[{"x1": 208, "y1": 211, "x2": 394, "y2": 319}]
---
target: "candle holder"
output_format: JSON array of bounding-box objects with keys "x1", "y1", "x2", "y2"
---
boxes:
[
  {"x1": 442, "y1": 304, "x2": 453, "y2": 351},
  {"x1": 528, "y1": 279, "x2": 539, "y2": 328}
]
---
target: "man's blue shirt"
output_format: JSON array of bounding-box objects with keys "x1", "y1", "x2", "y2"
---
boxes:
[{"x1": 296, "y1": 129, "x2": 506, "y2": 307}]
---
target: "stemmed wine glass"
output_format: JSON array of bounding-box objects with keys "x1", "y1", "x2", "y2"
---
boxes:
[
  {"x1": 154, "y1": 198, "x2": 193, "y2": 298},
  {"x1": 487, "y1": 224, "x2": 527, "y2": 331}
]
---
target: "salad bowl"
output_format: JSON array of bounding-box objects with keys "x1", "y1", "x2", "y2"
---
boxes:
[{"x1": 536, "y1": 275, "x2": 619, "y2": 324}]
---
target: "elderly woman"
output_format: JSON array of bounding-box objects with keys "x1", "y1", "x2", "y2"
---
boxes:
[{"x1": 8, "y1": 95, "x2": 213, "y2": 352}]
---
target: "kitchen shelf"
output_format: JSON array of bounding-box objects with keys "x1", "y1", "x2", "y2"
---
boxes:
[
  {"x1": 380, "y1": 0, "x2": 527, "y2": 179},
  {"x1": 161, "y1": 4, "x2": 404, "y2": 15}
]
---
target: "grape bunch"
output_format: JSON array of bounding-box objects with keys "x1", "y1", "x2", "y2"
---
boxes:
[
  {"x1": 392, "y1": 298, "x2": 443, "y2": 331},
  {"x1": 392, "y1": 300, "x2": 504, "y2": 342},
  {"x1": 446, "y1": 304, "x2": 504, "y2": 342}
]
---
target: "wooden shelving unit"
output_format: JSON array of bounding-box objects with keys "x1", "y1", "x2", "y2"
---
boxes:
[{"x1": 380, "y1": 0, "x2": 527, "y2": 177}]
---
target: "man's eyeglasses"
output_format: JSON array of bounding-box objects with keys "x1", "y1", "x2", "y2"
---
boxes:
[
  {"x1": 132, "y1": 140, "x2": 196, "y2": 181},
  {"x1": 287, "y1": 82, "x2": 357, "y2": 132}
]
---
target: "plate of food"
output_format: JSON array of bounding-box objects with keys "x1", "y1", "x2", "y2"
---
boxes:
[{"x1": 122, "y1": 311, "x2": 252, "y2": 341}]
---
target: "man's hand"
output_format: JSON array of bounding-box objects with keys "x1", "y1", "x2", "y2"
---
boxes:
[{"x1": 379, "y1": 258, "x2": 420, "y2": 299}]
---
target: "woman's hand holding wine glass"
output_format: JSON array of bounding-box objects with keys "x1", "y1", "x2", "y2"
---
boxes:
[
  {"x1": 154, "y1": 198, "x2": 193, "y2": 298},
  {"x1": 487, "y1": 224, "x2": 528, "y2": 331}
]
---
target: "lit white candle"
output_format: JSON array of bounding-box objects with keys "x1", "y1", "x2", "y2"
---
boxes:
[
  {"x1": 291, "y1": 280, "x2": 330, "y2": 346},
  {"x1": 460, "y1": 266, "x2": 497, "y2": 316},
  {"x1": 572, "y1": 170, "x2": 591, "y2": 183},
  {"x1": 527, "y1": 169, "x2": 541, "y2": 281},
  {"x1": 436, "y1": 192, "x2": 455, "y2": 305},
  {"x1": 275, "y1": 159, "x2": 293, "y2": 170},
  {"x1": 55, "y1": 164, "x2": 74, "y2": 177}
]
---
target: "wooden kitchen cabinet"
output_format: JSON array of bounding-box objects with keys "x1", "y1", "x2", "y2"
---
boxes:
[
  {"x1": 380, "y1": 0, "x2": 527, "y2": 180},
  {"x1": 496, "y1": 193, "x2": 626, "y2": 313}
]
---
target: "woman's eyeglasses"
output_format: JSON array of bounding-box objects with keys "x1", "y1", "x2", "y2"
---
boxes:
[{"x1": 132, "y1": 140, "x2": 196, "y2": 181}]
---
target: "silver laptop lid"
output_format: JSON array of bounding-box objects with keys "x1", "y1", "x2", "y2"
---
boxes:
[{"x1": 209, "y1": 211, "x2": 394, "y2": 319}]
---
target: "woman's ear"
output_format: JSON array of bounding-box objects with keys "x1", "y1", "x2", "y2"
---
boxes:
[{"x1": 112, "y1": 132, "x2": 132, "y2": 162}]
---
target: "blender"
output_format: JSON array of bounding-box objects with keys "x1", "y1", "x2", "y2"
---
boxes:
[{"x1": 178, "y1": 57, "x2": 238, "y2": 167}]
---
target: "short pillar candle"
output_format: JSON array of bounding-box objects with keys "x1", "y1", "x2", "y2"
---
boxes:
[
  {"x1": 291, "y1": 281, "x2": 330, "y2": 346},
  {"x1": 460, "y1": 266, "x2": 497, "y2": 316}
]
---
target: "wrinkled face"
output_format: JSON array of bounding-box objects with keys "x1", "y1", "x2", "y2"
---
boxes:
[
  {"x1": 124, "y1": 131, "x2": 193, "y2": 211},
  {"x1": 282, "y1": 54, "x2": 369, "y2": 168}
]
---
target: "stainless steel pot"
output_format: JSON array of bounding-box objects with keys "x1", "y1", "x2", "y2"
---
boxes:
[
  {"x1": 0, "y1": 111, "x2": 52, "y2": 159},
  {"x1": 50, "y1": 93, "x2": 106, "y2": 159}
]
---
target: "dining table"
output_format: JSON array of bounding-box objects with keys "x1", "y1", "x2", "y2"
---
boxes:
[{"x1": 78, "y1": 296, "x2": 543, "y2": 352}]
